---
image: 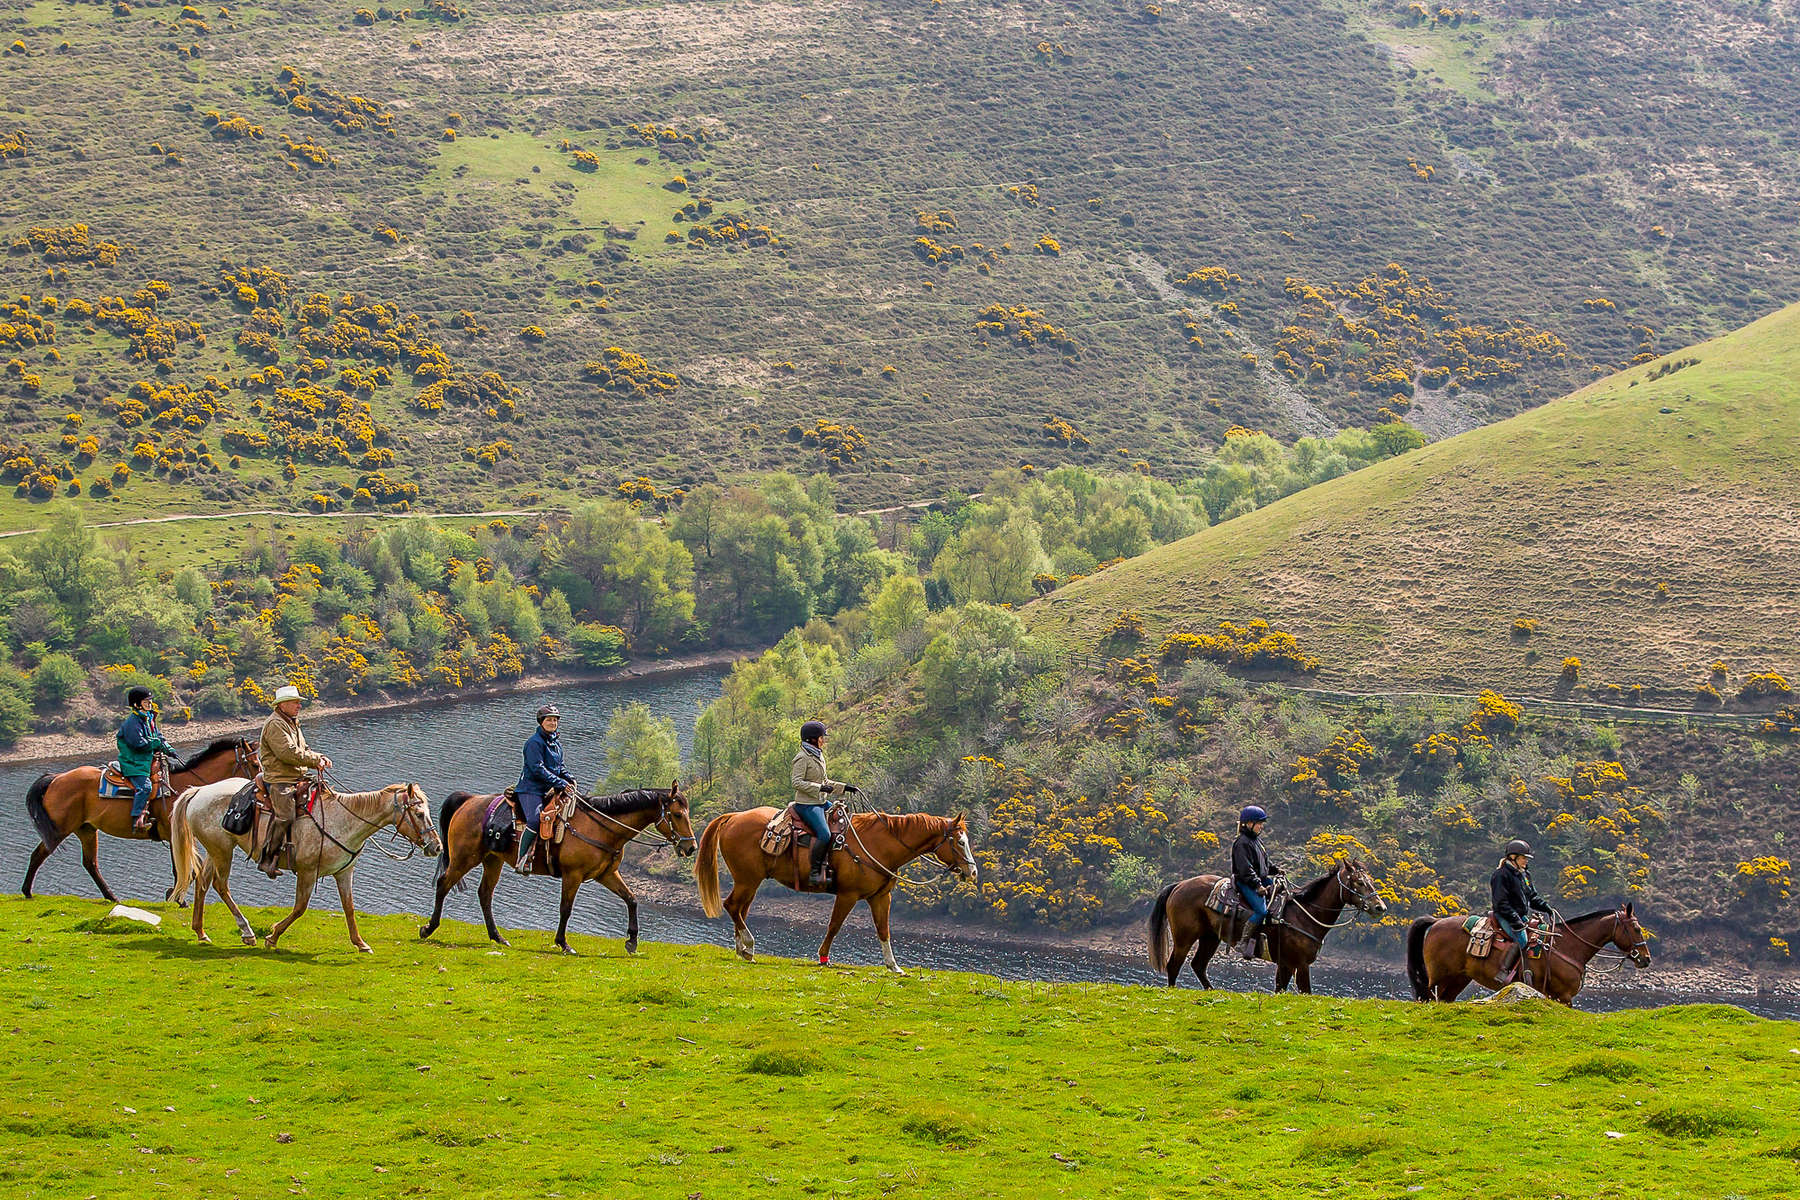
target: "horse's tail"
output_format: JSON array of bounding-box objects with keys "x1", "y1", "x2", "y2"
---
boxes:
[
  {"x1": 1146, "y1": 881, "x2": 1177, "y2": 974},
  {"x1": 695, "y1": 813, "x2": 728, "y2": 919},
  {"x1": 1406, "y1": 917, "x2": 1434, "y2": 1001},
  {"x1": 436, "y1": 792, "x2": 475, "y2": 887},
  {"x1": 25, "y1": 774, "x2": 65, "y2": 854},
  {"x1": 168, "y1": 786, "x2": 200, "y2": 904}
]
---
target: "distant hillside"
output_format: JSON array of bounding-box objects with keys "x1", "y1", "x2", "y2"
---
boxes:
[
  {"x1": 3, "y1": 0, "x2": 1799, "y2": 522},
  {"x1": 1035, "y1": 303, "x2": 1800, "y2": 699}
]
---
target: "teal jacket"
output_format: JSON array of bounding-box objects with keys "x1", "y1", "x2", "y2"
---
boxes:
[{"x1": 116, "y1": 710, "x2": 173, "y2": 776}]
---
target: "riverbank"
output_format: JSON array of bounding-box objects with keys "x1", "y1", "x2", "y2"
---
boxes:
[
  {"x1": 0, "y1": 649, "x2": 756, "y2": 768},
  {"x1": 4, "y1": 898, "x2": 1796, "y2": 1199}
]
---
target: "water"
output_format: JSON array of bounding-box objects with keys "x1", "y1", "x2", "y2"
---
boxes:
[{"x1": 4, "y1": 668, "x2": 1794, "y2": 1021}]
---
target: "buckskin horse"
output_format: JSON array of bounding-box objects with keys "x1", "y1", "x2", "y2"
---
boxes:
[
  {"x1": 171, "y1": 774, "x2": 440, "y2": 951},
  {"x1": 695, "y1": 807, "x2": 978, "y2": 973},
  {"x1": 21, "y1": 736, "x2": 260, "y2": 904},
  {"x1": 419, "y1": 782, "x2": 697, "y2": 954},
  {"x1": 1407, "y1": 902, "x2": 1650, "y2": 1005},
  {"x1": 1146, "y1": 858, "x2": 1387, "y2": 992}
]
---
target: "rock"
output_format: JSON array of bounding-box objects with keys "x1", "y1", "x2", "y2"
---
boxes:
[
  {"x1": 1474, "y1": 982, "x2": 1549, "y2": 1005},
  {"x1": 106, "y1": 904, "x2": 161, "y2": 927}
]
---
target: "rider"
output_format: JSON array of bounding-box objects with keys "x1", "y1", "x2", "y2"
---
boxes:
[
  {"x1": 514, "y1": 705, "x2": 578, "y2": 874},
  {"x1": 791, "y1": 719, "x2": 858, "y2": 887},
  {"x1": 257, "y1": 683, "x2": 333, "y2": 878},
  {"x1": 1232, "y1": 804, "x2": 1281, "y2": 959},
  {"x1": 118, "y1": 687, "x2": 184, "y2": 832},
  {"x1": 1492, "y1": 838, "x2": 1553, "y2": 985}
]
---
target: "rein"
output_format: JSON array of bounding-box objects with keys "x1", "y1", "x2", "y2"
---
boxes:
[
  {"x1": 1542, "y1": 909, "x2": 1649, "y2": 976},
  {"x1": 566, "y1": 791, "x2": 694, "y2": 853},
  {"x1": 844, "y1": 813, "x2": 971, "y2": 884},
  {"x1": 1278, "y1": 864, "x2": 1381, "y2": 943},
  {"x1": 310, "y1": 775, "x2": 430, "y2": 864}
]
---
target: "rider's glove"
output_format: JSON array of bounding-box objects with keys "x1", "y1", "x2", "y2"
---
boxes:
[{"x1": 844, "y1": 783, "x2": 861, "y2": 795}]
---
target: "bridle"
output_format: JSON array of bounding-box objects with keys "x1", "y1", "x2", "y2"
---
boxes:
[
  {"x1": 569, "y1": 790, "x2": 696, "y2": 853},
  {"x1": 312, "y1": 776, "x2": 439, "y2": 863},
  {"x1": 847, "y1": 814, "x2": 976, "y2": 883},
  {"x1": 1548, "y1": 906, "x2": 1652, "y2": 972},
  {"x1": 1280, "y1": 861, "x2": 1385, "y2": 938}
]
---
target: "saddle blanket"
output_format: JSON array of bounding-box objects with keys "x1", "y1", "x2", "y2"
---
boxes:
[
  {"x1": 1207, "y1": 877, "x2": 1285, "y2": 924},
  {"x1": 1464, "y1": 912, "x2": 1549, "y2": 958},
  {"x1": 98, "y1": 761, "x2": 169, "y2": 800}
]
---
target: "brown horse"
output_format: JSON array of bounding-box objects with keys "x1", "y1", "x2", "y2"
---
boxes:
[
  {"x1": 22, "y1": 736, "x2": 260, "y2": 903},
  {"x1": 1145, "y1": 859, "x2": 1387, "y2": 993},
  {"x1": 419, "y1": 783, "x2": 697, "y2": 954},
  {"x1": 1407, "y1": 902, "x2": 1651, "y2": 1005},
  {"x1": 695, "y1": 807, "x2": 977, "y2": 973}
]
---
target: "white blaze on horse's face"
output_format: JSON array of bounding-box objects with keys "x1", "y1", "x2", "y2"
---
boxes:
[{"x1": 956, "y1": 829, "x2": 978, "y2": 882}]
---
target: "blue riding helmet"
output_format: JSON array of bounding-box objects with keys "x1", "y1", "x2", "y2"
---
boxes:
[{"x1": 1239, "y1": 805, "x2": 1268, "y2": 824}]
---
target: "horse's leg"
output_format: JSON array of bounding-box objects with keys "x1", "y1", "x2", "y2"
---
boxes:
[
  {"x1": 1274, "y1": 963, "x2": 1293, "y2": 993},
  {"x1": 191, "y1": 859, "x2": 212, "y2": 944},
  {"x1": 1164, "y1": 931, "x2": 1199, "y2": 988},
  {"x1": 419, "y1": 846, "x2": 465, "y2": 941},
  {"x1": 554, "y1": 874, "x2": 581, "y2": 954},
  {"x1": 265, "y1": 871, "x2": 313, "y2": 950},
  {"x1": 210, "y1": 854, "x2": 257, "y2": 947},
  {"x1": 77, "y1": 826, "x2": 118, "y2": 902},
  {"x1": 21, "y1": 842, "x2": 50, "y2": 899},
  {"x1": 336, "y1": 866, "x2": 371, "y2": 953},
  {"x1": 724, "y1": 879, "x2": 758, "y2": 962},
  {"x1": 816, "y1": 892, "x2": 857, "y2": 966},
  {"x1": 868, "y1": 889, "x2": 902, "y2": 974},
  {"x1": 596, "y1": 861, "x2": 639, "y2": 954},
  {"x1": 1192, "y1": 929, "x2": 1221, "y2": 989},
  {"x1": 476, "y1": 856, "x2": 509, "y2": 946},
  {"x1": 1297, "y1": 965, "x2": 1313, "y2": 995}
]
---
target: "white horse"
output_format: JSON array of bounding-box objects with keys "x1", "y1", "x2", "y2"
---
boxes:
[{"x1": 171, "y1": 776, "x2": 440, "y2": 952}]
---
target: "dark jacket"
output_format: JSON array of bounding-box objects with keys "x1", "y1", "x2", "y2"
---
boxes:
[
  {"x1": 1491, "y1": 860, "x2": 1550, "y2": 927},
  {"x1": 517, "y1": 727, "x2": 576, "y2": 800},
  {"x1": 1231, "y1": 830, "x2": 1273, "y2": 893},
  {"x1": 116, "y1": 710, "x2": 173, "y2": 776}
]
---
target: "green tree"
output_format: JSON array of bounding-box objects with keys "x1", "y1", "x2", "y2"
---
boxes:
[
  {"x1": 31, "y1": 652, "x2": 82, "y2": 710},
  {"x1": 569, "y1": 623, "x2": 627, "y2": 668},
  {"x1": 919, "y1": 603, "x2": 1035, "y2": 726},
  {"x1": 0, "y1": 685, "x2": 32, "y2": 747},
  {"x1": 597, "y1": 702, "x2": 681, "y2": 792},
  {"x1": 19, "y1": 505, "x2": 113, "y2": 629},
  {"x1": 559, "y1": 501, "x2": 696, "y2": 644},
  {"x1": 933, "y1": 512, "x2": 1049, "y2": 606}
]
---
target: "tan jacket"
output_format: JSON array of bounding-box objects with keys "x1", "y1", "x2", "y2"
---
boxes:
[
  {"x1": 790, "y1": 745, "x2": 845, "y2": 807},
  {"x1": 260, "y1": 711, "x2": 326, "y2": 784}
]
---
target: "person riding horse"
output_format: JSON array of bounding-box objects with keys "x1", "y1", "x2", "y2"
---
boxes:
[
  {"x1": 258, "y1": 684, "x2": 334, "y2": 878},
  {"x1": 791, "y1": 720, "x2": 859, "y2": 887},
  {"x1": 514, "y1": 705, "x2": 578, "y2": 874},
  {"x1": 118, "y1": 687, "x2": 186, "y2": 832},
  {"x1": 1232, "y1": 804, "x2": 1282, "y2": 959},
  {"x1": 1492, "y1": 837, "x2": 1553, "y2": 984}
]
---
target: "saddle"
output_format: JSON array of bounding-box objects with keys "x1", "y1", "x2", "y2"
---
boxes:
[
  {"x1": 486, "y1": 788, "x2": 569, "y2": 876},
  {"x1": 761, "y1": 802, "x2": 849, "y2": 892},
  {"x1": 1465, "y1": 912, "x2": 1550, "y2": 959},
  {"x1": 240, "y1": 775, "x2": 325, "y2": 875},
  {"x1": 98, "y1": 756, "x2": 172, "y2": 801}
]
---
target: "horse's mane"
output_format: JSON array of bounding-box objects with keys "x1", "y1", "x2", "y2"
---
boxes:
[
  {"x1": 584, "y1": 788, "x2": 665, "y2": 815},
  {"x1": 1567, "y1": 907, "x2": 1621, "y2": 924},
  {"x1": 191, "y1": 737, "x2": 245, "y2": 761},
  {"x1": 879, "y1": 812, "x2": 952, "y2": 838}
]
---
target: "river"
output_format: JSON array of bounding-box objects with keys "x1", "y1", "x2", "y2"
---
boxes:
[{"x1": 4, "y1": 668, "x2": 1794, "y2": 1020}]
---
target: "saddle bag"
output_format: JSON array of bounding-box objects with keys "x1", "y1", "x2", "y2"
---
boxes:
[
  {"x1": 221, "y1": 781, "x2": 258, "y2": 836},
  {"x1": 482, "y1": 793, "x2": 518, "y2": 854}
]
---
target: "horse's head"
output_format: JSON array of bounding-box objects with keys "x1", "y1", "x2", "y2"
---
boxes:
[
  {"x1": 657, "y1": 779, "x2": 698, "y2": 857},
  {"x1": 934, "y1": 812, "x2": 978, "y2": 883},
  {"x1": 237, "y1": 737, "x2": 261, "y2": 775},
  {"x1": 395, "y1": 783, "x2": 442, "y2": 858},
  {"x1": 1340, "y1": 858, "x2": 1387, "y2": 918},
  {"x1": 1613, "y1": 901, "x2": 1651, "y2": 969}
]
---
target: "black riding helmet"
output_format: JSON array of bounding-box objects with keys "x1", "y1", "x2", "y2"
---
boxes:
[
  {"x1": 1504, "y1": 838, "x2": 1533, "y2": 859},
  {"x1": 536, "y1": 705, "x2": 560, "y2": 725},
  {"x1": 800, "y1": 720, "x2": 827, "y2": 745},
  {"x1": 127, "y1": 686, "x2": 153, "y2": 709}
]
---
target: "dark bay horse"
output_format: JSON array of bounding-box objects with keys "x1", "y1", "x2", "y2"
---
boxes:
[
  {"x1": 1146, "y1": 859, "x2": 1387, "y2": 992},
  {"x1": 1407, "y1": 902, "x2": 1650, "y2": 1005},
  {"x1": 22, "y1": 736, "x2": 259, "y2": 903},
  {"x1": 420, "y1": 783, "x2": 697, "y2": 954},
  {"x1": 695, "y1": 807, "x2": 977, "y2": 972}
]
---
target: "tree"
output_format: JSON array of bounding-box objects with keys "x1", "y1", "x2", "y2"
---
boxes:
[
  {"x1": 19, "y1": 505, "x2": 112, "y2": 629},
  {"x1": 919, "y1": 603, "x2": 1035, "y2": 726},
  {"x1": 865, "y1": 572, "x2": 928, "y2": 645},
  {"x1": 569, "y1": 623, "x2": 626, "y2": 668},
  {"x1": 932, "y1": 511, "x2": 1049, "y2": 606},
  {"x1": 0, "y1": 685, "x2": 32, "y2": 747},
  {"x1": 31, "y1": 652, "x2": 81, "y2": 709},
  {"x1": 559, "y1": 501, "x2": 695, "y2": 645},
  {"x1": 597, "y1": 702, "x2": 681, "y2": 792}
]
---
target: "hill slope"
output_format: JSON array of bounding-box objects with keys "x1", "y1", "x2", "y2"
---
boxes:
[
  {"x1": 4, "y1": 899, "x2": 1798, "y2": 1199},
  {"x1": 1035, "y1": 303, "x2": 1800, "y2": 698}
]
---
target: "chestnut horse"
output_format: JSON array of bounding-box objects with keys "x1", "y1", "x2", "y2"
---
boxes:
[
  {"x1": 1145, "y1": 859, "x2": 1387, "y2": 993},
  {"x1": 419, "y1": 783, "x2": 697, "y2": 954},
  {"x1": 695, "y1": 807, "x2": 977, "y2": 973},
  {"x1": 1407, "y1": 902, "x2": 1650, "y2": 1005},
  {"x1": 21, "y1": 736, "x2": 259, "y2": 904}
]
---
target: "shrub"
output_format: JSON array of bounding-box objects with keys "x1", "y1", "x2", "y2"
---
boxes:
[
  {"x1": 30, "y1": 652, "x2": 82, "y2": 709},
  {"x1": 1739, "y1": 672, "x2": 1792, "y2": 700},
  {"x1": 1560, "y1": 657, "x2": 1581, "y2": 682},
  {"x1": 569, "y1": 622, "x2": 627, "y2": 668},
  {"x1": 0, "y1": 687, "x2": 32, "y2": 747}
]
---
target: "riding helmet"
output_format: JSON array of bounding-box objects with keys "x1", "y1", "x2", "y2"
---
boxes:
[
  {"x1": 127, "y1": 686, "x2": 153, "y2": 708},
  {"x1": 1504, "y1": 838, "x2": 1534, "y2": 859},
  {"x1": 536, "y1": 705, "x2": 561, "y2": 724},
  {"x1": 1239, "y1": 804, "x2": 1268, "y2": 824},
  {"x1": 800, "y1": 719, "x2": 827, "y2": 744}
]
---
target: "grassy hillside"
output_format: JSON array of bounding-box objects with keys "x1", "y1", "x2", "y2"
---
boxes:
[
  {"x1": 1036, "y1": 302, "x2": 1800, "y2": 697},
  {"x1": 2, "y1": 0, "x2": 1798, "y2": 520},
  {"x1": 4, "y1": 898, "x2": 1799, "y2": 1199}
]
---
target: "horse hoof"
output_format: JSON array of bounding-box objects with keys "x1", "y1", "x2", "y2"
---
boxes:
[
  {"x1": 558, "y1": 944, "x2": 575, "y2": 956},
  {"x1": 418, "y1": 926, "x2": 431, "y2": 939},
  {"x1": 263, "y1": 937, "x2": 277, "y2": 950},
  {"x1": 240, "y1": 935, "x2": 256, "y2": 947},
  {"x1": 818, "y1": 956, "x2": 831, "y2": 967},
  {"x1": 197, "y1": 935, "x2": 211, "y2": 946},
  {"x1": 625, "y1": 939, "x2": 638, "y2": 955},
  {"x1": 734, "y1": 947, "x2": 755, "y2": 962},
  {"x1": 355, "y1": 944, "x2": 373, "y2": 955}
]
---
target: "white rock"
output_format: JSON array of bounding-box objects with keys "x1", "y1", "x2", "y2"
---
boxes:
[
  {"x1": 108, "y1": 905, "x2": 161, "y2": 927},
  {"x1": 1473, "y1": 982, "x2": 1549, "y2": 1005},
  {"x1": 1604, "y1": 1131, "x2": 1625, "y2": 1139}
]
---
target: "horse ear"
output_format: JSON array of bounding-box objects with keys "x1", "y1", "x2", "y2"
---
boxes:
[
  {"x1": 670, "y1": 777, "x2": 679, "y2": 795},
  {"x1": 1625, "y1": 901, "x2": 1634, "y2": 917}
]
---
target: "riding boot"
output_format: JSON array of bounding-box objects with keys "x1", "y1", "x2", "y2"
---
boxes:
[
  {"x1": 1237, "y1": 920, "x2": 1262, "y2": 960},
  {"x1": 807, "y1": 837, "x2": 830, "y2": 889},
  {"x1": 1498, "y1": 944, "x2": 1521, "y2": 984},
  {"x1": 515, "y1": 828, "x2": 536, "y2": 876},
  {"x1": 259, "y1": 823, "x2": 286, "y2": 879}
]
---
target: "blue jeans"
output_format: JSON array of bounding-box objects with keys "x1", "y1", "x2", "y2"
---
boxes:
[
  {"x1": 1238, "y1": 882, "x2": 1268, "y2": 923},
  {"x1": 1498, "y1": 915, "x2": 1529, "y2": 952},
  {"x1": 127, "y1": 776, "x2": 154, "y2": 822},
  {"x1": 796, "y1": 802, "x2": 832, "y2": 844}
]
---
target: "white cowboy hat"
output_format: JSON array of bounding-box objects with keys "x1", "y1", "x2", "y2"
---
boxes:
[{"x1": 272, "y1": 684, "x2": 303, "y2": 705}]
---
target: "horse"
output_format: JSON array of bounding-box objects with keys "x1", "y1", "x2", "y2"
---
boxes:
[
  {"x1": 171, "y1": 774, "x2": 440, "y2": 952},
  {"x1": 21, "y1": 736, "x2": 260, "y2": 904},
  {"x1": 419, "y1": 782, "x2": 697, "y2": 955},
  {"x1": 1407, "y1": 902, "x2": 1650, "y2": 1005},
  {"x1": 1145, "y1": 859, "x2": 1387, "y2": 993},
  {"x1": 695, "y1": 807, "x2": 977, "y2": 973}
]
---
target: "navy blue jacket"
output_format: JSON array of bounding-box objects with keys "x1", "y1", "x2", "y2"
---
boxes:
[
  {"x1": 1491, "y1": 860, "x2": 1550, "y2": 927},
  {"x1": 1231, "y1": 830, "x2": 1273, "y2": 893},
  {"x1": 517, "y1": 727, "x2": 576, "y2": 800}
]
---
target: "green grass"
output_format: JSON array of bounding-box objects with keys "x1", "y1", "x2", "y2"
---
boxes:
[
  {"x1": 2, "y1": 897, "x2": 1797, "y2": 1198},
  {"x1": 1036, "y1": 303, "x2": 1800, "y2": 693}
]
